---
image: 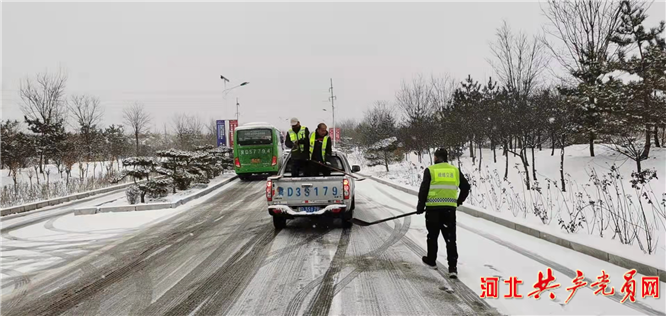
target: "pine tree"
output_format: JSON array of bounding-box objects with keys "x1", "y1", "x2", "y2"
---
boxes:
[
  {"x1": 103, "y1": 124, "x2": 129, "y2": 175},
  {"x1": 610, "y1": 0, "x2": 666, "y2": 157},
  {"x1": 1, "y1": 120, "x2": 35, "y2": 192},
  {"x1": 364, "y1": 137, "x2": 402, "y2": 172}
]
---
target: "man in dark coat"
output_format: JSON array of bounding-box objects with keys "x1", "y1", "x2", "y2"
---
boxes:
[
  {"x1": 308, "y1": 123, "x2": 333, "y2": 176},
  {"x1": 284, "y1": 118, "x2": 310, "y2": 177},
  {"x1": 416, "y1": 148, "x2": 471, "y2": 278}
]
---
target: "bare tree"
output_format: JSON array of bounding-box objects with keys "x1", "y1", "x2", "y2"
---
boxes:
[
  {"x1": 395, "y1": 74, "x2": 438, "y2": 163},
  {"x1": 68, "y1": 95, "x2": 103, "y2": 130},
  {"x1": 123, "y1": 102, "x2": 152, "y2": 156},
  {"x1": 19, "y1": 70, "x2": 68, "y2": 173},
  {"x1": 429, "y1": 74, "x2": 456, "y2": 111},
  {"x1": 206, "y1": 119, "x2": 218, "y2": 146},
  {"x1": 542, "y1": 0, "x2": 628, "y2": 156},
  {"x1": 488, "y1": 20, "x2": 549, "y2": 99},
  {"x1": 172, "y1": 113, "x2": 205, "y2": 150},
  {"x1": 20, "y1": 71, "x2": 68, "y2": 125},
  {"x1": 68, "y1": 95, "x2": 104, "y2": 164}
]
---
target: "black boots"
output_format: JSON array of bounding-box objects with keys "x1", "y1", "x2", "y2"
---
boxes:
[
  {"x1": 423, "y1": 256, "x2": 458, "y2": 278},
  {"x1": 422, "y1": 256, "x2": 437, "y2": 269},
  {"x1": 449, "y1": 266, "x2": 458, "y2": 279}
]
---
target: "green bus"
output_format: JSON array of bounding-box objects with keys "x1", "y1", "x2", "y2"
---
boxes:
[{"x1": 233, "y1": 123, "x2": 284, "y2": 180}]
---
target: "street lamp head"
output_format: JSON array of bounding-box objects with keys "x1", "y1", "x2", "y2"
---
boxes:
[{"x1": 240, "y1": 82, "x2": 249, "y2": 86}]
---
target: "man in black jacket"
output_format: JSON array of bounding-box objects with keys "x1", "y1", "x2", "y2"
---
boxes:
[
  {"x1": 284, "y1": 118, "x2": 310, "y2": 177},
  {"x1": 308, "y1": 123, "x2": 333, "y2": 176},
  {"x1": 416, "y1": 148, "x2": 470, "y2": 278}
]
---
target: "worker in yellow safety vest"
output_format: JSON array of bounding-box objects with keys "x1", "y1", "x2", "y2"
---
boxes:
[
  {"x1": 308, "y1": 123, "x2": 333, "y2": 176},
  {"x1": 284, "y1": 118, "x2": 310, "y2": 177},
  {"x1": 416, "y1": 148, "x2": 471, "y2": 278}
]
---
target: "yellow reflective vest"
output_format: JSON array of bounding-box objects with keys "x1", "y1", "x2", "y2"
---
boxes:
[
  {"x1": 425, "y1": 162, "x2": 460, "y2": 207},
  {"x1": 287, "y1": 129, "x2": 307, "y2": 153},
  {"x1": 309, "y1": 133, "x2": 329, "y2": 161}
]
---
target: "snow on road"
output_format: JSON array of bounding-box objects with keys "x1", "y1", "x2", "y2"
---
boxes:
[
  {"x1": 1, "y1": 175, "x2": 664, "y2": 316},
  {"x1": 0, "y1": 178, "x2": 241, "y2": 296},
  {"x1": 355, "y1": 179, "x2": 666, "y2": 315}
]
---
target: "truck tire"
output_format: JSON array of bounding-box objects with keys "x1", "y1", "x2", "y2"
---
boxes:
[
  {"x1": 342, "y1": 209, "x2": 354, "y2": 228},
  {"x1": 273, "y1": 217, "x2": 286, "y2": 229},
  {"x1": 349, "y1": 197, "x2": 356, "y2": 211}
]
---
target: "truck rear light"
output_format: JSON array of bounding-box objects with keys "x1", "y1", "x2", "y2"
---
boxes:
[
  {"x1": 271, "y1": 156, "x2": 277, "y2": 166},
  {"x1": 331, "y1": 208, "x2": 342, "y2": 213},
  {"x1": 273, "y1": 208, "x2": 281, "y2": 214},
  {"x1": 266, "y1": 180, "x2": 273, "y2": 201},
  {"x1": 343, "y1": 179, "x2": 350, "y2": 200},
  {"x1": 235, "y1": 157, "x2": 241, "y2": 168}
]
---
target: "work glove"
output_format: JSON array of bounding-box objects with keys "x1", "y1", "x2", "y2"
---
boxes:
[{"x1": 416, "y1": 207, "x2": 425, "y2": 215}]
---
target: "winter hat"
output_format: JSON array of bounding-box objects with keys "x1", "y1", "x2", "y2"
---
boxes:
[{"x1": 290, "y1": 118, "x2": 299, "y2": 125}]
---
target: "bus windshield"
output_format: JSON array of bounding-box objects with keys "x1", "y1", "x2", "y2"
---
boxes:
[{"x1": 237, "y1": 129, "x2": 273, "y2": 146}]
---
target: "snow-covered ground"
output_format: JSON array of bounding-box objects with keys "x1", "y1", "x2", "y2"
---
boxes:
[
  {"x1": 1, "y1": 161, "x2": 123, "y2": 187},
  {"x1": 356, "y1": 144, "x2": 666, "y2": 268},
  {"x1": 1, "y1": 161, "x2": 129, "y2": 208}
]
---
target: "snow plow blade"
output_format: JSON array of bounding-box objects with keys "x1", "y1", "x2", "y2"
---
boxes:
[{"x1": 351, "y1": 211, "x2": 418, "y2": 226}]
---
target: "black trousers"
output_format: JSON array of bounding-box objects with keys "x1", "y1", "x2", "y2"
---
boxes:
[
  {"x1": 425, "y1": 208, "x2": 458, "y2": 269},
  {"x1": 308, "y1": 161, "x2": 331, "y2": 177},
  {"x1": 291, "y1": 159, "x2": 307, "y2": 177}
]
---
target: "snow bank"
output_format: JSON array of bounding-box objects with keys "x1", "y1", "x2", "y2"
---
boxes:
[{"x1": 362, "y1": 144, "x2": 666, "y2": 262}]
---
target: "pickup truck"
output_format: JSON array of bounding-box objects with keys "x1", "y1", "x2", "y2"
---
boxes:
[{"x1": 266, "y1": 151, "x2": 362, "y2": 229}]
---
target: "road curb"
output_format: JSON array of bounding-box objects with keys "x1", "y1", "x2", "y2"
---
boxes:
[
  {"x1": 364, "y1": 174, "x2": 666, "y2": 281},
  {"x1": 73, "y1": 176, "x2": 238, "y2": 216}
]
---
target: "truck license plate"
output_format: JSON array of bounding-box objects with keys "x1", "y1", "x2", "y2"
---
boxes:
[
  {"x1": 300, "y1": 206, "x2": 319, "y2": 213},
  {"x1": 251, "y1": 158, "x2": 261, "y2": 163}
]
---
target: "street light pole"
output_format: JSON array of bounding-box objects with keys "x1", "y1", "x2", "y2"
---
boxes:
[
  {"x1": 328, "y1": 78, "x2": 336, "y2": 148},
  {"x1": 220, "y1": 76, "x2": 249, "y2": 119}
]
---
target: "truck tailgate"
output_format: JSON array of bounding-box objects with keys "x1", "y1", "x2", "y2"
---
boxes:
[{"x1": 272, "y1": 177, "x2": 344, "y2": 204}]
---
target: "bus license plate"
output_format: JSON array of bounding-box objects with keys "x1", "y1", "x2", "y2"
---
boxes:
[
  {"x1": 300, "y1": 206, "x2": 319, "y2": 213},
  {"x1": 251, "y1": 158, "x2": 261, "y2": 163}
]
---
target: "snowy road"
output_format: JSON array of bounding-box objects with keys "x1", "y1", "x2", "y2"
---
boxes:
[{"x1": 1, "y1": 179, "x2": 664, "y2": 315}]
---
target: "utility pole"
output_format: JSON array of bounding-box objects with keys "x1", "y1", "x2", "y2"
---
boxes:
[
  {"x1": 328, "y1": 78, "x2": 336, "y2": 148},
  {"x1": 236, "y1": 97, "x2": 240, "y2": 122}
]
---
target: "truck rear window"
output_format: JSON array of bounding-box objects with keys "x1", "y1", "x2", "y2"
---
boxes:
[
  {"x1": 237, "y1": 129, "x2": 273, "y2": 146},
  {"x1": 284, "y1": 157, "x2": 345, "y2": 177}
]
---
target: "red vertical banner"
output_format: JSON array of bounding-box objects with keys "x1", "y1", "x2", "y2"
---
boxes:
[
  {"x1": 328, "y1": 128, "x2": 341, "y2": 142},
  {"x1": 228, "y1": 120, "x2": 238, "y2": 147}
]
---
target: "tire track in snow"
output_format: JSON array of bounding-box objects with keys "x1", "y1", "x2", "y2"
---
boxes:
[
  {"x1": 261, "y1": 227, "x2": 334, "y2": 267},
  {"x1": 160, "y1": 226, "x2": 276, "y2": 316},
  {"x1": 302, "y1": 226, "x2": 352, "y2": 316},
  {"x1": 2, "y1": 181, "x2": 257, "y2": 316},
  {"x1": 372, "y1": 185, "x2": 501, "y2": 313},
  {"x1": 327, "y1": 196, "x2": 416, "y2": 315},
  {"x1": 139, "y1": 186, "x2": 266, "y2": 315},
  {"x1": 188, "y1": 226, "x2": 277, "y2": 316},
  {"x1": 283, "y1": 194, "x2": 408, "y2": 316}
]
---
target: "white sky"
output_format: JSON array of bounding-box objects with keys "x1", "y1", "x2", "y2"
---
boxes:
[{"x1": 2, "y1": 1, "x2": 665, "y2": 133}]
